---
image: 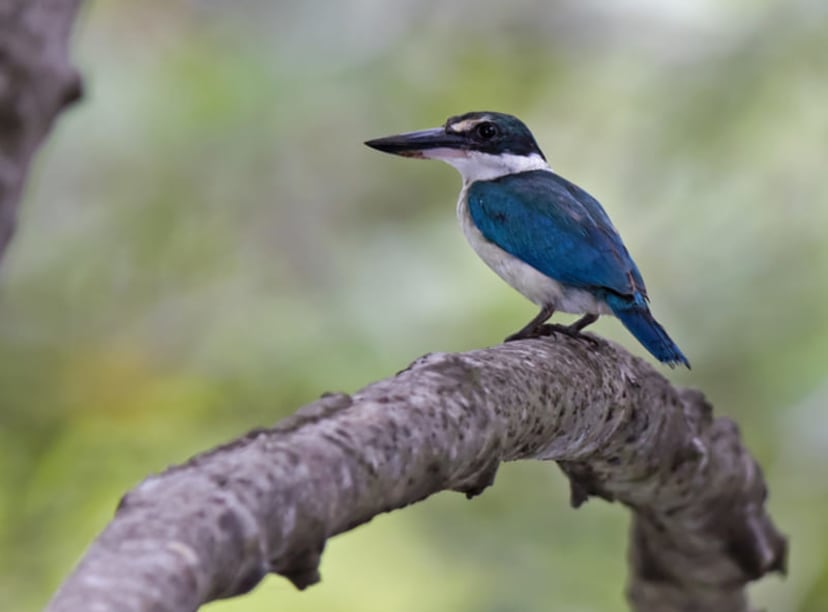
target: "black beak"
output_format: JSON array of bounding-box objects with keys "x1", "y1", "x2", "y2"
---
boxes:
[{"x1": 364, "y1": 127, "x2": 466, "y2": 158}]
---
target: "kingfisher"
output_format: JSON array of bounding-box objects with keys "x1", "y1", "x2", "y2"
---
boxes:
[{"x1": 365, "y1": 111, "x2": 689, "y2": 368}]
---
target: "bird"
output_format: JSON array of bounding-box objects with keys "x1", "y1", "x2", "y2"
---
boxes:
[{"x1": 364, "y1": 111, "x2": 689, "y2": 368}]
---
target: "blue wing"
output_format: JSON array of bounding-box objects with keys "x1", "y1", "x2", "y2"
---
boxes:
[{"x1": 467, "y1": 170, "x2": 647, "y2": 300}]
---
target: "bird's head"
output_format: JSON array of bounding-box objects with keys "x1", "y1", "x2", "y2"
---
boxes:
[{"x1": 365, "y1": 111, "x2": 549, "y2": 183}]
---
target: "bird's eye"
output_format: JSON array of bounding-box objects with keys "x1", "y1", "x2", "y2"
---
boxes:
[{"x1": 475, "y1": 122, "x2": 499, "y2": 140}]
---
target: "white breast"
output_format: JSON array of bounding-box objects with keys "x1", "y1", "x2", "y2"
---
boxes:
[{"x1": 456, "y1": 185, "x2": 611, "y2": 316}]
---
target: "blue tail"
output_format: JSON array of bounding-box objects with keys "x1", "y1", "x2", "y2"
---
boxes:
[{"x1": 605, "y1": 294, "x2": 690, "y2": 368}]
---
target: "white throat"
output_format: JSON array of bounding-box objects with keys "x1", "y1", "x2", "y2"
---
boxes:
[{"x1": 424, "y1": 149, "x2": 551, "y2": 184}]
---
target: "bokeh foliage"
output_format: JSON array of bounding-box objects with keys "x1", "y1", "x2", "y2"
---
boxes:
[{"x1": 1, "y1": 1, "x2": 826, "y2": 610}]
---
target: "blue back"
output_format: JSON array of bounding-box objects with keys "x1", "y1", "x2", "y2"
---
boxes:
[{"x1": 467, "y1": 170, "x2": 647, "y2": 301}]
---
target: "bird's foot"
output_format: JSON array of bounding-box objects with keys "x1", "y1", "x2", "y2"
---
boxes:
[
  {"x1": 556, "y1": 323, "x2": 601, "y2": 346},
  {"x1": 504, "y1": 326, "x2": 545, "y2": 342},
  {"x1": 554, "y1": 323, "x2": 602, "y2": 346},
  {"x1": 506, "y1": 323, "x2": 600, "y2": 346}
]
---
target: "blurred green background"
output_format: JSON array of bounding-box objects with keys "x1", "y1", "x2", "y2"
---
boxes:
[{"x1": 1, "y1": 0, "x2": 826, "y2": 610}]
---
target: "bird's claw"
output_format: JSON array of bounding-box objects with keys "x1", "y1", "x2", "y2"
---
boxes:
[
  {"x1": 550, "y1": 324, "x2": 602, "y2": 346},
  {"x1": 505, "y1": 324, "x2": 559, "y2": 342},
  {"x1": 504, "y1": 329, "x2": 538, "y2": 342},
  {"x1": 505, "y1": 323, "x2": 600, "y2": 346}
]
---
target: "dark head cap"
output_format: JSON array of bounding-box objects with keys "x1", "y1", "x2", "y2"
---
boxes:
[
  {"x1": 443, "y1": 111, "x2": 545, "y2": 159},
  {"x1": 365, "y1": 111, "x2": 545, "y2": 160}
]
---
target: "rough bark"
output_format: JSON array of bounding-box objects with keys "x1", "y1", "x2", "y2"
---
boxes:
[
  {"x1": 0, "y1": 0, "x2": 84, "y2": 262},
  {"x1": 47, "y1": 335, "x2": 787, "y2": 612}
]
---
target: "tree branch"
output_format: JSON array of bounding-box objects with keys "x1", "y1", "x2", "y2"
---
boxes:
[
  {"x1": 0, "y1": 0, "x2": 84, "y2": 262},
  {"x1": 47, "y1": 335, "x2": 787, "y2": 612}
]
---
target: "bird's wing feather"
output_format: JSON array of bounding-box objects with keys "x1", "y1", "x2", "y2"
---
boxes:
[{"x1": 467, "y1": 170, "x2": 647, "y2": 299}]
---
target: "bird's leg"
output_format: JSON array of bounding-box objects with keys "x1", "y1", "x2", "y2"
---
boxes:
[
  {"x1": 504, "y1": 304, "x2": 556, "y2": 342},
  {"x1": 536, "y1": 313, "x2": 601, "y2": 346},
  {"x1": 567, "y1": 313, "x2": 599, "y2": 333}
]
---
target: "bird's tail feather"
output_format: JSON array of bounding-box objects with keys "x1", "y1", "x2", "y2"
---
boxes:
[{"x1": 605, "y1": 294, "x2": 690, "y2": 369}]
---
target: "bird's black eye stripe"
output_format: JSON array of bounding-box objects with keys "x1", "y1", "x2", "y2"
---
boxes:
[{"x1": 475, "y1": 122, "x2": 499, "y2": 140}]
